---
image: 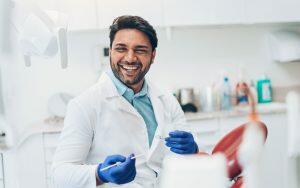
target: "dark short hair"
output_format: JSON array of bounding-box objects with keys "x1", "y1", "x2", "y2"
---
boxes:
[{"x1": 109, "y1": 15, "x2": 158, "y2": 50}]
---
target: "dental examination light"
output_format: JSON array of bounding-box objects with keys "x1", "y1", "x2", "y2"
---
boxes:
[{"x1": 13, "y1": 1, "x2": 69, "y2": 68}]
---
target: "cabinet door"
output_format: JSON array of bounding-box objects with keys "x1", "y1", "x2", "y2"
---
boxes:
[
  {"x1": 97, "y1": 0, "x2": 164, "y2": 29},
  {"x1": 259, "y1": 113, "x2": 287, "y2": 188},
  {"x1": 37, "y1": 0, "x2": 98, "y2": 31},
  {"x1": 163, "y1": 0, "x2": 245, "y2": 26},
  {"x1": 58, "y1": 0, "x2": 98, "y2": 31},
  {"x1": 220, "y1": 113, "x2": 287, "y2": 188},
  {"x1": 219, "y1": 116, "x2": 248, "y2": 137},
  {"x1": 3, "y1": 134, "x2": 47, "y2": 188},
  {"x1": 187, "y1": 118, "x2": 220, "y2": 153},
  {"x1": 245, "y1": 0, "x2": 300, "y2": 23},
  {"x1": 43, "y1": 132, "x2": 61, "y2": 187},
  {"x1": 163, "y1": 0, "x2": 214, "y2": 26},
  {"x1": 213, "y1": 0, "x2": 245, "y2": 24}
]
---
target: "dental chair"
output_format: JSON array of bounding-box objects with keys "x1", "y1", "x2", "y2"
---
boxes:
[{"x1": 199, "y1": 121, "x2": 268, "y2": 188}]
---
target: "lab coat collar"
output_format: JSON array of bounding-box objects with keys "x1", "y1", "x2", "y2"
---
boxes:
[
  {"x1": 98, "y1": 72, "x2": 164, "y2": 99},
  {"x1": 106, "y1": 70, "x2": 149, "y2": 100}
]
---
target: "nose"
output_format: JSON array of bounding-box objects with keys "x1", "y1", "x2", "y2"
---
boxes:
[{"x1": 124, "y1": 50, "x2": 137, "y2": 62}]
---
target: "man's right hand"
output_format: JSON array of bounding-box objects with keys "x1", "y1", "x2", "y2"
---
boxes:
[{"x1": 97, "y1": 154, "x2": 136, "y2": 185}]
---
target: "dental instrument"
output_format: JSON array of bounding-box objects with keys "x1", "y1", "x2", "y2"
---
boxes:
[{"x1": 100, "y1": 154, "x2": 144, "y2": 172}]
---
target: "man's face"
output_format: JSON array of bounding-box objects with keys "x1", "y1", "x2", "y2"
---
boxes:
[{"x1": 110, "y1": 29, "x2": 156, "y2": 87}]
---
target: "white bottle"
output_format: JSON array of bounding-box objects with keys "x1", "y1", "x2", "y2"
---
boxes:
[
  {"x1": 249, "y1": 80, "x2": 258, "y2": 104},
  {"x1": 220, "y1": 77, "x2": 232, "y2": 110}
]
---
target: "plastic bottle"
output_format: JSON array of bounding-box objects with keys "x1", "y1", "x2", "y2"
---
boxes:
[
  {"x1": 220, "y1": 77, "x2": 232, "y2": 110},
  {"x1": 257, "y1": 75, "x2": 272, "y2": 103},
  {"x1": 249, "y1": 80, "x2": 258, "y2": 104},
  {"x1": 235, "y1": 67, "x2": 249, "y2": 106},
  {"x1": 236, "y1": 82, "x2": 249, "y2": 105}
]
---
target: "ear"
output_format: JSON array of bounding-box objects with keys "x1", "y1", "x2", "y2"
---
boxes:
[{"x1": 151, "y1": 49, "x2": 156, "y2": 64}]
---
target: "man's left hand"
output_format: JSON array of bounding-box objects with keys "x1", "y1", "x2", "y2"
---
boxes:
[{"x1": 165, "y1": 130, "x2": 198, "y2": 154}]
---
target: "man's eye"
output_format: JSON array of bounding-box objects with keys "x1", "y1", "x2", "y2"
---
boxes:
[
  {"x1": 135, "y1": 49, "x2": 148, "y2": 54},
  {"x1": 115, "y1": 48, "x2": 126, "y2": 52}
]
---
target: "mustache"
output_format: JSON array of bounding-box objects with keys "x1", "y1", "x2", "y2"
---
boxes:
[{"x1": 117, "y1": 61, "x2": 142, "y2": 67}]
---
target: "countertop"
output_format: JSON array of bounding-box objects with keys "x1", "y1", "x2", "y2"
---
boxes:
[
  {"x1": 185, "y1": 102, "x2": 286, "y2": 121},
  {"x1": 18, "y1": 102, "x2": 286, "y2": 146}
]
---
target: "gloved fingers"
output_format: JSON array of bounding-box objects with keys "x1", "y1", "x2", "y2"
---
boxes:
[
  {"x1": 166, "y1": 141, "x2": 193, "y2": 150},
  {"x1": 106, "y1": 155, "x2": 126, "y2": 165},
  {"x1": 165, "y1": 137, "x2": 190, "y2": 144},
  {"x1": 126, "y1": 167, "x2": 136, "y2": 182},
  {"x1": 169, "y1": 130, "x2": 193, "y2": 138},
  {"x1": 111, "y1": 154, "x2": 136, "y2": 176},
  {"x1": 110, "y1": 163, "x2": 136, "y2": 183},
  {"x1": 170, "y1": 147, "x2": 187, "y2": 154},
  {"x1": 115, "y1": 166, "x2": 136, "y2": 184},
  {"x1": 121, "y1": 154, "x2": 136, "y2": 168}
]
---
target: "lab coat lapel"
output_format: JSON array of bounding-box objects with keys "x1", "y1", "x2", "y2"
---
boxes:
[
  {"x1": 116, "y1": 98, "x2": 140, "y2": 117},
  {"x1": 147, "y1": 82, "x2": 166, "y2": 159},
  {"x1": 99, "y1": 72, "x2": 141, "y2": 117}
]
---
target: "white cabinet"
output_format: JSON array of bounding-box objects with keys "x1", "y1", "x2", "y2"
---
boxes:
[
  {"x1": 34, "y1": 0, "x2": 300, "y2": 30},
  {"x1": 37, "y1": 0, "x2": 98, "y2": 31},
  {"x1": 258, "y1": 113, "x2": 288, "y2": 188},
  {"x1": 164, "y1": 0, "x2": 300, "y2": 27},
  {"x1": 219, "y1": 116, "x2": 248, "y2": 137},
  {"x1": 163, "y1": 0, "x2": 245, "y2": 26},
  {"x1": 187, "y1": 113, "x2": 288, "y2": 188},
  {"x1": 245, "y1": 0, "x2": 300, "y2": 23},
  {"x1": 0, "y1": 154, "x2": 4, "y2": 188},
  {"x1": 221, "y1": 114, "x2": 287, "y2": 188},
  {"x1": 58, "y1": 0, "x2": 98, "y2": 31},
  {"x1": 163, "y1": 0, "x2": 216, "y2": 26},
  {"x1": 1, "y1": 132, "x2": 60, "y2": 188},
  {"x1": 213, "y1": 0, "x2": 245, "y2": 24},
  {"x1": 97, "y1": 0, "x2": 164, "y2": 29},
  {"x1": 3, "y1": 134, "x2": 47, "y2": 188},
  {"x1": 187, "y1": 118, "x2": 220, "y2": 153},
  {"x1": 42, "y1": 133, "x2": 60, "y2": 188}
]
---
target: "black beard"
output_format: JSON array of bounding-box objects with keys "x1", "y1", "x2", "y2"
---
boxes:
[{"x1": 110, "y1": 57, "x2": 151, "y2": 86}]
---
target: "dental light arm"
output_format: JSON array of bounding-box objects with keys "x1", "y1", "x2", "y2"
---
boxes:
[{"x1": 13, "y1": 1, "x2": 69, "y2": 68}]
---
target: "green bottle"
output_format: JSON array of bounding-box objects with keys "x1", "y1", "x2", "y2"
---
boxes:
[{"x1": 257, "y1": 75, "x2": 272, "y2": 103}]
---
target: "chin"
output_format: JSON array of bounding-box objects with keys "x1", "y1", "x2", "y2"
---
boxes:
[{"x1": 124, "y1": 79, "x2": 138, "y2": 86}]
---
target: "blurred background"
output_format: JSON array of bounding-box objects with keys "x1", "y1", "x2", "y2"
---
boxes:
[{"x1": 1, "y1": 0, "x2": 300, "y2": 187}]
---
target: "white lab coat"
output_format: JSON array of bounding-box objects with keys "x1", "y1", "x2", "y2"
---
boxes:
[{"x1": 51, "y1": 72, "x2": 188, "y2": 188}]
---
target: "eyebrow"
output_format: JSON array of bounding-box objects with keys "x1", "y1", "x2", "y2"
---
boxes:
[{"x1": 114, "y1": 43, "x2": 126, "y2": 47}]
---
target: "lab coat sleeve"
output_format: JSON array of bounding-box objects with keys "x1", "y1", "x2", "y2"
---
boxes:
[{"x1": 51, "y1": 100, "x2": 98, "y2": 188}]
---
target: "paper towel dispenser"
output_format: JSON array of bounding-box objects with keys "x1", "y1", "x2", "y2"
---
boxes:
[{"x1": 268, "y1": 30, "x2": 300, "y2": 63}]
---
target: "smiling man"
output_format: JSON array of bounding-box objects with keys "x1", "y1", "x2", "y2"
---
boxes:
[
  {"x1": 52, "y1": 15, "x2": 199, "y2": 188},
  {"x1": 109, "y1": 27, "x2": 155, "y2": 93}
]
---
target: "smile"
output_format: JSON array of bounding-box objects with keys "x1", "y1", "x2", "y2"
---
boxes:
[{"x1": 119, "y1": 64, "x2": 140, "y2": 73}]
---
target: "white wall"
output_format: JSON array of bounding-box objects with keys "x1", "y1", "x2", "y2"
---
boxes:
[
  {"x1": 3, "y1": 24, "x2": 300, "y2": 133},
  {"x1": 150, "y1": 25, "x2": 300, "y2": 90}
]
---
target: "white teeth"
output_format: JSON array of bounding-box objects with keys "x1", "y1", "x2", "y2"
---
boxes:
[{"x1": 122, "y1": 65, "x2": 138, "y2": 70}]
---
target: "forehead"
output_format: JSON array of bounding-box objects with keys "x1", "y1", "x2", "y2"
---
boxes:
[{"x1": 112, "y1": 29, "x2": 151, "y2": 48}]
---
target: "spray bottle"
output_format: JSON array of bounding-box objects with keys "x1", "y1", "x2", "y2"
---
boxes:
[{"x1": 257, "y1": 75, "x2": 272, "y2": 103}]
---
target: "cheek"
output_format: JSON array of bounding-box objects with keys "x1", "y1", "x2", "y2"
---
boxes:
[
  {"x1": 141, "y1": 58, "x2": 152, "y2": 69},
  {"x1": 110, "y1": 56, "x2": 121, "y2": 66}
]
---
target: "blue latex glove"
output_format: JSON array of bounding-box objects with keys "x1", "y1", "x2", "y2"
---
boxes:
[
  {"x1": 97, "y1": 154, "x2": 136, "y2": 184},
  {"x1": 165, "y1": 130, "x2": 198, "y2": 154}
]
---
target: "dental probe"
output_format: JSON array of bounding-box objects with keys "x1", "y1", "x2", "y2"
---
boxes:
[{"x1": 100, "y1": 154, "x2": 144, "y2": 172}]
